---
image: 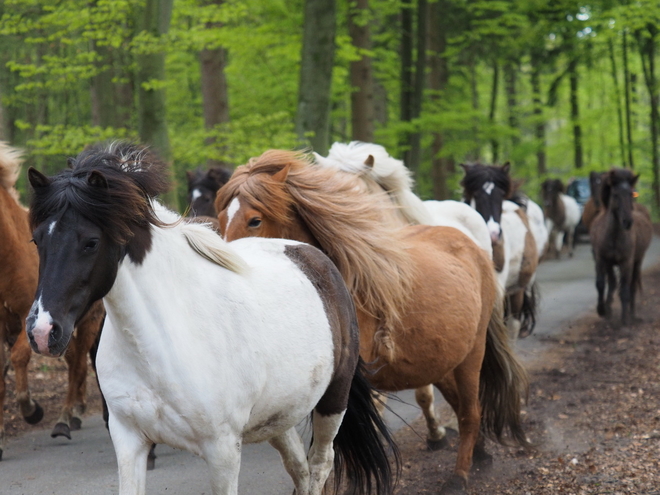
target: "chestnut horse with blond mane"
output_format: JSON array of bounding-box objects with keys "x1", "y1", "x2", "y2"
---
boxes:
[
  {"x1": 216, "y1": 150, "x2": 530, "y2": 494},
  {"x1": 0, "y1": 143, "x2": 104, "y2": 461}
]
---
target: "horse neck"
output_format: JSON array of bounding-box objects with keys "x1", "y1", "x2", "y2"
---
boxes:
[{"x1": 548, "y1": 194, "x2": 565, "y2": 222}]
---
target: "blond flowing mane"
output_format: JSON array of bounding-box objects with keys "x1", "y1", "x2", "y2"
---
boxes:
[
  {"x1": 219, "y1": 149, "x2": 416, "y2": 338},
  {"x1": 314, "y1": 141, "x2": 434, "y2": 226},
  {"x1": 0, "y1": 142, "x2": 24, "y2": 203}
]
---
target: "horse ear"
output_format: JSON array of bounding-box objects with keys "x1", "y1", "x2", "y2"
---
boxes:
[
  {"x1": 186, "y1": 170, "x2": 194, "y2": 181},
  {"x1": 632, "y1": 173, "x2": 640, "y2": 187},
  {"x1": 66, "y1": 157, "x2": 75, "y2": 169},
  {"x1": 28, "y1": 167, "x2": 52, "y2": 189},
  {"x1": 364, "y1": 155, "x2": 375, "y2": 168},
  {"x1": 459, "y1": 163, "x2": 471, "y2": 174},
  {"x1": 88, "y1": 170, "x2": 109, "y2": 189},
  {"x1": 501, "y1": 162, "x2": 511, "y2": 174},
  {"x1": 272, "y1": 163, "x2": 291, "y2": 183}
]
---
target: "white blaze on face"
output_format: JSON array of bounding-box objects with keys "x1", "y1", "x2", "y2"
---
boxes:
[
  {"x1": 224, "y1": 197, "x2": 241, "y2": 241},
  {"x1": 29, "y1": 297, "x2": 54, "y2": 354},
  {"x1": 191, "y1": 189, "x2": 202, "y2": 201},
  {"x1": 48, "y1": 220, "x2": 57, "y2": 235},
  {"x1": 482, "y1": 181, "x2": 495, "y2": 195},
  {"x1": 487, "y1": 217, "x2": 501, "y2": 243}
]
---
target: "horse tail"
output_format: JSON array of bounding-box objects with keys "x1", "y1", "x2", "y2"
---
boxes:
[
  {"x1": 480, "y1": 299, "x2": 532, "y2": 449},
  {"x1": 332, "y1": 358, "x2": 400, "y2": 495},
  {"x1": 518, "y1": 281, "x2": 540, "y2": 338}
]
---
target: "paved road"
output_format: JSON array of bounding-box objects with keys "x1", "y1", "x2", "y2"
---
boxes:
[{"x1": 4, "y1": 237, "x2": 660, "y2": 494}]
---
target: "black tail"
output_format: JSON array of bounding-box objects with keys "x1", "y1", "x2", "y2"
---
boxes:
[
  {"x1": 519, "y1": 281, "x2": 540, "y2": 338},
  {"x1": 332, "y1": 358, "x2": 400, "y2": 495}
]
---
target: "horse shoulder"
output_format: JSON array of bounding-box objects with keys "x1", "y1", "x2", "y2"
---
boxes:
[{"x1": 561, "y1": 194, "x2": 581, "y2": 226}]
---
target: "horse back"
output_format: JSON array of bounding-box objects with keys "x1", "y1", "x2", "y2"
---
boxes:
[{"x1": 581, "y1": 197, "x2": 599, "y2": 232}]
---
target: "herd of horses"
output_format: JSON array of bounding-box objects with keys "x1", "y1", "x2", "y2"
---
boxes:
[{"x1": 0, "y1": 139, "x2": 653, "y2": 495}]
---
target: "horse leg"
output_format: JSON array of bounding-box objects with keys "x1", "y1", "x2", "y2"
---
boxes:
[
  {"x1": 619, "y1": 262, "x2": 633, "y2": 326},
  {"x1": 506, "y1": 291, "x2": 524, "y2": 342},
  {"x1": 11, "y1": 329, "x2": 43, "y2": 425},
  {"x1": 269, "y1": 427, "x2": 310, "y2": 495},
  {"x1": 605, "y1": 264, "x2": 616, "y2": 319},
  {"x1": 554, "y1": 230, "x2": 563, "y2": 259},
  {"x1": 203, "y1": 432, "x2": 243, "y2": 495},
  {"x1": 109, "y1": 417, "x2": 151, "y2": 495},
  {"x1": 415, "y1": 384, "x2": 448, "y2": 450},
  {"x1": 308, "y1": 409, "x2": 345, "y2": 495},
  {"x1": 566, "y1": 228, "x2": 575, "y2": 257},
  {"x1": 630, "y1": 260, "x2": 643, "y2": 321},
  {"x1": 439, "y1": 360, "x2": 482, "y2": 494},
  {"x1": 595, "y1": 259, "x2": 608, "y2": 318},
  {"x1": 52, "y1": 333, "x2": 83, "y2": 439}
]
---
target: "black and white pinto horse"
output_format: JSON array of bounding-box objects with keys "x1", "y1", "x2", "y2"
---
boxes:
[
  {"x1": 541, "y1": 178, "x2": 581, "y2": 259},
  {"x1": 461, "y1": 163, "x2": 545, "y2": 339},
  {"x1": 25, "y1": 142, "x2": 397, "y2": 495}
]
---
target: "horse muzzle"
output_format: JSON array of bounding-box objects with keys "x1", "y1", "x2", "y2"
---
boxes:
[{"x1": 26, "y1": 301, "x2": 70, "y2": 357}]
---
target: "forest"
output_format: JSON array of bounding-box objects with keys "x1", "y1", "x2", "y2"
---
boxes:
[{"x1": 0, "y1": 0, "x2": 658, "y2": 213}]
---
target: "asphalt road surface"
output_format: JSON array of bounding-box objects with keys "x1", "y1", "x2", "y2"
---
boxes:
[{"x1": 4, "y1": 237, "x2": 660, "y2": 495}]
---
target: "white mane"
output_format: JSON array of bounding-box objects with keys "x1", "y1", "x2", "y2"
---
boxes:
[
  {"x1": 313, "y1": 141, "x2": 433, "y2": 225},
  {"x1": 153, "y1": 201, "x2": 248, "y2": 274}
]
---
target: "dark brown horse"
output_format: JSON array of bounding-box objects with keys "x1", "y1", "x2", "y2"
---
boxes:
[
  {"x1": 590, "y1": 169, "x2": 652, "y2": 325},
  {"x1": 186, "y1": 165, "x2": 232, "y2": 217},
  {"x1": 581, "y1": 171, "x2": 604, "y2": 232},
  {"x1": 0, "y1": 143, "x2": 104, "y2": 460}
]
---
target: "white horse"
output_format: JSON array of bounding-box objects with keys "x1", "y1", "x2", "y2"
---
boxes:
[
  {"x1": 313, "y1": 141, "x2": 494, "y2": 450},
  {"x1": 25, "y1": 143, "x2": 397, "y2": 495}
]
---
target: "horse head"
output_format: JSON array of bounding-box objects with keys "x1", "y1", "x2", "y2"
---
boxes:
[
  {"x1": 601, "y1": 168, "x2": 638, "y2": 230},
  {"x1": 215, "y1": 152, "x2": 318, "y2": 246},
  {"x1": 26, "y1": 142, "x2": 168, "y2": 357},
  {"x1": 186, "y1": 165, "x2": 233, "y2": 217},
  {"x1": 460, "y1": 162, "x2": 512, "y2": 243},
  {"x1": 541, "y1": 178, "x2": 565, "y2": 208},
  {"x1": 589, "y1": 171, "x2": 604, "y2": 208}
]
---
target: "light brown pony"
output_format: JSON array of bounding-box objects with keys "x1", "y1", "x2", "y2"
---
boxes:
[
  {"x1": 215, "y1": 150, "x2": 530, "y2": 494},
  {"x1": 0, "y1": 143, "x2": 104, "y2": 460}
]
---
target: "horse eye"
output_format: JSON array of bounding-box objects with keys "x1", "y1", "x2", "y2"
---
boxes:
[
  {"x1": 248, "y1": 217, "x2": 262, "y2": 228},
  {"x1": 84, "y1": 239, "x2": 99, "y2": 253}
]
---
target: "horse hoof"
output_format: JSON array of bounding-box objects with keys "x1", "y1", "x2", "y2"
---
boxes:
[
  {"x1": 51, "y1": 422, "x2": 72, "y2": 439},
  {"x1": 25, "y1": 402, "x2": 44, "y2": 425},
  {"x1": 472, "y1": 449, "x2": 493, "y2": 468},
  {"x1": 427, "y1": 437, "x2": 449, "y2": 451},
  {"x1": 439, "y1": 474, "x2": 467, "y2": 494},
  {"x1": 70, "y1": 417, "x2": 82, "y2": 431},
  {"x1": 147, "y1": 457, "x2": 156, "y2": 471},
  {"x1": 0, "y1": 448, "x2": 3, "y2": 461}
]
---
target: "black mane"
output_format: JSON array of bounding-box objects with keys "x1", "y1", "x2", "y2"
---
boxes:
[
  {"x1": 461, "y1": 163, "x2": 512, "y2": 199},
  {"x1": 29, "y1": 142, "x2": 170, "y2": 263},
  {"x1": 601, "y1": 168, "x2": 636, "y2": 208}
]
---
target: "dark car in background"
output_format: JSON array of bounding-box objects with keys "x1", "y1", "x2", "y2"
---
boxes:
[{"x1": 566, "y1": 177, "x2": 591, "y2": 241}]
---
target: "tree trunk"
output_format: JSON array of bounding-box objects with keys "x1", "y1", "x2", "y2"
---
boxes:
[
  {"x1": 623, "y1": 30, "x2": 635, "y2": 169},
  {"x1": 428, "y1": 0, "x2": 449, "y2": 199},
  {"x1": 348, "y1": 0, "x2": 374, "y2": 142},
  {"x1": 90, "y1": 44, "x2": 118, "y2": 128},
  {"x1": 399, "y1": 0, "x2": 414, "y2": 162},
  {"x1": 637, "y1": 25, "x2": 660, "y2": 208},
  {"x1": 608, "y1": 37, "x2": 627, "y2": 167},
  {"x1": 489, "y1": 60, "x2": 499, "y2": 162},
  {"x1": 467, "y1": 50, "x2": 480, "y2": 161},
  {"x1": 568, "y1": 58, "x2": 583, "y2": 169},
  {"x1": 531, "y1": 52, "x2": 546, "y2": 175},
  {"x1": 295, "y1": 0, "x2": 336, "y2": 156},
  {"x1": 199, "y1": 0, "x2": 230, "y2": 169},
  {"x1": 406, "y1": 0, "x2": 428, "y2": 174},
  {"x1": 504, "y1": 60, "x2": 519, "y2": 148}
]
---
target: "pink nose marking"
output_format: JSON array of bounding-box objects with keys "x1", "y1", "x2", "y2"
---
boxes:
[{"x1": 33, "y1": 322, "x2": 53, "y2": 354}]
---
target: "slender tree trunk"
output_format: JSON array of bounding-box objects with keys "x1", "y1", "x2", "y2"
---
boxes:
[
  {"x1": 399, "y1": 0, "x2": 414, "y2": 160},
  {"x1": 348, "y1": 0, "x2": 374, "y2": 142},
  {"x1": 199, "y1": 0, "x2": 230, "y2": 168},
  {"x1": 467, "y1": 50, "x2": 480, "y2": 161},
  {"x1": 637, "y1": 26, "x2": 660, "y2": 208},
  {"x1": 406, "y1": 0, "x2": 428, "y2": 174},
  {"x1": 428, "y1": 0, "x2": 449, "y2": 199},
  {"x1": 296, "y1": 0, "x2": 336, "y2": 156},
  {"x1": 569, "y1": 58, "x2": 583, "y2": 169},
  {"x1": 623, "y1": 30, "x2": 635, "y2": 169},
  {"x1": 608, "y1": 37, "x2": 627, "y2": 167},
  {"x1": 489, "y1": 60, "x2": 499, "y2": 162},
  {"x1": 91, "y1": 43, "x2": 118, "y2": 127},
  {"x1": 504, "y1": 60, "x2": 519, "y2": 149},
  {"x1": 531, "y1": 52, "x2": 546, "y2": 175}
]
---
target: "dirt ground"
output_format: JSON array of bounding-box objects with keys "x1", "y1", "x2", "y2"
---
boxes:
[
  {"x1": 394, "y1": 268, "x2": 660, "y2": 494},
  {"x1": 3, "y1": 268, "x2": 660, "y2": 494}
]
